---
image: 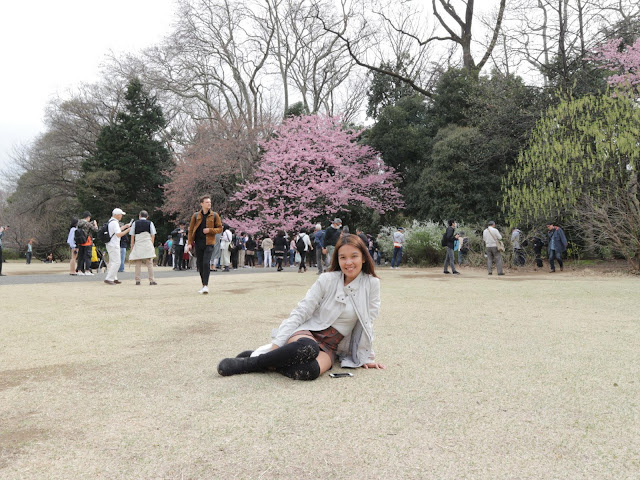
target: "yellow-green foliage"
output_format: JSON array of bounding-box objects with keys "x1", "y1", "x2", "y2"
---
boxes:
[{"x1": 502, "y1": 91, "x2": 640, "y2": 226}]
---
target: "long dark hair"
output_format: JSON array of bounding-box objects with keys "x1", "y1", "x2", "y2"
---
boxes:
[{"x1": 329, "y1": 234, "x2": 378, "y2": 278}]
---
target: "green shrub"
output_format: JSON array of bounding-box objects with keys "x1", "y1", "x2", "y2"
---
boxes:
[{"x1": 1, "y1": 248, "x2": 21, "y2": 260}]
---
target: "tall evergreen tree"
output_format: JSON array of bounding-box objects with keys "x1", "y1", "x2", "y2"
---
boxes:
[{"x1": 78, "y1": 78, "x2": 172, "y2": 221}]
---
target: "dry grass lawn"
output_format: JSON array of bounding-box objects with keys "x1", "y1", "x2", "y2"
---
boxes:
[{"x1": 1, "y1": 262, "x2": 639, "y2": 479}]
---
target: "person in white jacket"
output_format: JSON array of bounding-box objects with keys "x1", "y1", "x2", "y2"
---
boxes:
[{"x1": 217, "y1": 234, "x2": 386, "y2": 380}]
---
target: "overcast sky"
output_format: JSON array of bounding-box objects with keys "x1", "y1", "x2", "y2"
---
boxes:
[{"x1": 0, "y1": 0, "x2": 177, "y2": 172}]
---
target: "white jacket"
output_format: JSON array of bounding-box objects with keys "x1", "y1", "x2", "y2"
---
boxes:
[{"x1": 272, "y1": 271, "x2": 380, "y2": 368}]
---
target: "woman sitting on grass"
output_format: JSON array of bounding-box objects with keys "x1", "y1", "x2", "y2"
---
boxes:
[{"x1": 217, "y1": 234, "x2": 386, "y2": 380}]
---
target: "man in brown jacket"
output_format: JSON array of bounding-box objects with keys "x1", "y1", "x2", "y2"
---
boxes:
[{"x1": 186, "y1": 195, "x2": 223, "y2": 294}]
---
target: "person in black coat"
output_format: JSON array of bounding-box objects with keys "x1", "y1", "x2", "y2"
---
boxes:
[{"x1": 273, "y1": 230, "x2": 288, "y2": 271}]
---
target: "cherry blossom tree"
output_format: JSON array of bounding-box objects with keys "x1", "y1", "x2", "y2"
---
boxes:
[
  {"x1": 593, "y1": 37, "x2": 640, "y2": 92},
  {"x1": 162, "y1": 119, "x2": 261, "y2": 223},
  {"x1": 229, "y1": 115, "x2": 403, "y2": 234}
]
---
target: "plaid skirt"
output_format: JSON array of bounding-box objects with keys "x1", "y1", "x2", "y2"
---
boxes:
[{"x1": 291, "y1": 326, "x2": 344, "y2": 365}]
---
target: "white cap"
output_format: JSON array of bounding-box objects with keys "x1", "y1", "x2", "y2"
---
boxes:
[{"x1": 112, "y1": 208, "x2": 126, "y2": 216}]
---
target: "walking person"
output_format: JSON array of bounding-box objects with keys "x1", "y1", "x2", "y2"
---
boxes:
[
  {"x1": 67, "y1": 218, "x2": 79, "y2": 275},
  {"x1": 104, "y1": 208, "x2": 132, "y2": 285},
  {"x1": 296, "y1": 228, "x2": 313, "y2": 273},
  {"x1": 26, "y1": 239, "x2": 33, "y2": 264},
  {"x1": 442, "y1": 220, "x2": 460, "y2": 275},
  {"x1": 313, "y1": 223, "x2": 325, "y2": 274},
  {"x1": 76, "y1": 211, "x2": 99, "y2": 275},
  {"x1": 273, "y1": 230, "x2": 288, "y2": 271},
  {"x1": 217, "y1": 234, "x2": 385, "y2": 381},
  {"x1": 129, "y1": 210, "x2": 158, "y2": 286},
  {"x1": 391, "y1": 226, "x2": 405, "y2": 269},
  {"x1": 483, "y1": 221, "x2": 504, "y2": 276},
  {"x1": 186, "y1": 195, "x2": 224, "y2": 294},
  {"x1": 261, "y1": 235, "x2": 273, "y2": 268},
  {"x1": 546, "y1": 222, "x2": 568, "y2": 273}
]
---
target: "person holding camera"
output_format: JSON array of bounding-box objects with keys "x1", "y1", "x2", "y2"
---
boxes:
[
  {"x1": 104, "y1": 208, "x2": 132, "y2": 285},
  {"x1": 217, "y1": 234, "x2": 386, "y2": 381},
  {"x1": 443, "y1": 220, "x2": 460, "y2": 275},
  {"x1": 171, "y1": 221, "x2": 188, "y2": 271},
  {"x1": 0, "y1": 225, "x2": 7, "y2": 276}
]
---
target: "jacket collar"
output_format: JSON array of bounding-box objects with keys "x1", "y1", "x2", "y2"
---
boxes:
[{"x1": 334, "y1": 272, "x2": 362, "y2": 303}]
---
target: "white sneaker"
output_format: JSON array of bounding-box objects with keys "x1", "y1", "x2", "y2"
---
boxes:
[
  {"x1": 198, "y1": 285, "x2": 209, "y2": 294},
  {"x1": 85, "y1": 272, "x2": 94, "y2": 276},
  {"x1": 77, "y1": 272, "x2": 85, "y2": 276}
]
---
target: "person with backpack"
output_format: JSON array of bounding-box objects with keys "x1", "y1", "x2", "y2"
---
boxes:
[
  {"x1": 391, "y1": 226, "x2": 405, "y2": 269},
  {"x1": 442, "y1": 220, "x2": 460, "y2": 275},
  {"x1": 186, "y1": 195, "x2": 224, "y2": 294},
  {"x1": 75, "y1": 211, "x2": 99, "y2": 276},
  {"x1": 482, "y1": 220, "x2": 504, "y2": 276},
  {"x1": 129, "y1": 210, "x2": 157, "y2": 286},
  {"x1": 104, "y1": 208, "x2": 132, "y2": 285},
  {"x1": 296, "y1": 228, "x2": 313, "y2": 273}
]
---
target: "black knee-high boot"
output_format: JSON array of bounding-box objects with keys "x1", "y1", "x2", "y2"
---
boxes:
[
  {"x1": 218, "y1": 338, "x2": 319, "y2": 376},
  {"x1": 277, "y1": 360, "x2": 321, "y2": 381}
]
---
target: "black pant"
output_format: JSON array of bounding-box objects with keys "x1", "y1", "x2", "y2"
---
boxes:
[
  {"x1": 77, "y1": 245, "x2": 92, "y2": 272},
  {"x1": 0, "y1": 246, "x2": 3, "y2": 274},
  {"x1": 196, "y1": 244, "x2": 214, "y2": 286},
  {"x1": 299, "y1": 250, "x2": 307, "y2": 270},
  {"x1": 174, "y1": 245, "x2": 185, "y2": 269}
]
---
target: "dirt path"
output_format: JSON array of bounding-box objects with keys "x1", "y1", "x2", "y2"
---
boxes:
[{"x1": 1, "y1": 266, "x2": 638, "y2": 479}]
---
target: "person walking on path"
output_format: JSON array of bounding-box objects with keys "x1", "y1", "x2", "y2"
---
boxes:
[
  {"x1": 76, "y1": 211, "x2": 99, "y2": 275},
  {"x1": 483, "y1": 221, "x2": 504, "y2": 276},
  {"x1": 313, "y1": 224, "x2": 325, "y2": 274},
  {"x1": 26, "y1": 239, "x2": 33, "y2": 264},
  {"x1": 67, "y1": 219, "x2": 79, "y2": 275},
  {"x1": 547, "y1": 222, "x2": 568, "y2": 273},
  {"x1": 129, "y1": 210, "x2": 158, "y2": 286},
  {"x1": 217, "y1": 234, "x2": 386, "y2": 381},
  {"x1": 391, "y1": 227, "x2": 405, "y2": 269},
  {"x1": 104, "y1": 208, "x2": 132, "y2": 285},
  {"x1": 442, "y1": 220, "x2": 460, "y2": 275},
  {"x1": 273, "y1": 230, "x2": 288, "y2": 271},
  {"x1": 261, "y1": 235, "x2": 274, "y2": 268},
  {"x1": 186, "y1": 195, "x2": 223, "y2": 294},
  {"x1": 296, "y1": 229, "x2": 313, "y2": 273}
]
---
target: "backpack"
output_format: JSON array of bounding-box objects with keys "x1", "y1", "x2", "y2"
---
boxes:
[
  {"x1": 74, "y1": 227, "x2": 88, "y2": 245},
  {"x1": 441, "y1": 232, "x2": 448, "y2": 247},
  {"x1": 460, "y1": 237, "x2": 469, "y2": 254},
  {"x1": 97, "y1": 219, "x2": 116, "y2": 244},
  {"x1": 296, "y1": 235, "x2": 306, "y2": 252}
]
